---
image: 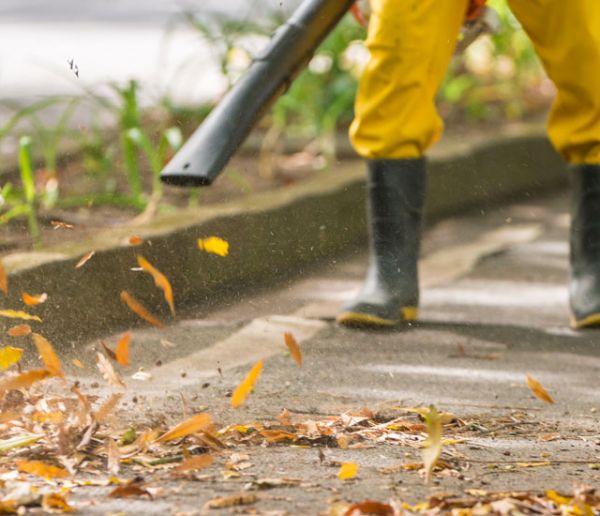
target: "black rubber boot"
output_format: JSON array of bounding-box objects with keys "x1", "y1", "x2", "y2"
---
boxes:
[
  {"x1": 570, "y1": 164, "x2": 600, "y2": 329},
  {"x1": 336, "y1": 158, "x2": 426, "y2": 328}
]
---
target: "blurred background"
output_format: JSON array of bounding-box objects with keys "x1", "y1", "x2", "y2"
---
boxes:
[{"x1": 0, "y1": 0, "x2": 555, "y2": 247}]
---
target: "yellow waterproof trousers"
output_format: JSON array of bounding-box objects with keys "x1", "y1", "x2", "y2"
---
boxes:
[{"x1": 350, "y1": 0, "x2": 600, "y2": 165}]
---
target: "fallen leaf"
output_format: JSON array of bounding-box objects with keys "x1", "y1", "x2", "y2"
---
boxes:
[
  {"x1": 0, "y1": 368, "x2": 50, "y2": 392},
  {"x1": 7, "y1": 324, "x2": 31, "y2": 337},
  {"x1": 337, "y1": 435, "x2": 349, "y2": 449},
  {"x1": 75, "y1": 250, "x2": 95, "y2": 268},
  {"x1": 0, "y1": 434, "x2": 43, "y2": 452},
  {"x1": 120, "y1": 291, "x2": 164, "y2": 328},
  {"x1": 338, "y1": 462, "x2": 359, "y2": 480},
  {"x1": 109, "y1": 484, "x2": 152, "y2": 499},
  {"x1": 422, "y1": 405, "x2": 442, "y2": 484},
  {"x1": 171, "y1": 454, "x2": 213, "y2": 475},
  {"x1": 204, "y1": 493, "x2": 257, "y2": 509},
  {"x1": 0, "y1": 309, "x2": 41, "y2": 322},
  {"x1": 128, "y1": 235, "x2": 143, "y2": 246},
  {"x1": 17, "y1": 460, "x2": 69, "y2": 480},
  {"x1": 197, "y1": 236, "x2": 229, "y2": 257},
  {"x1": 0, "y1": 259, "x2": 7, "y2": 295},
  {"x1": 156, "y1": 413, "x2": 213, "y2": 442},
  {"x1": 50, "y1": 220, "x2": 74, "y2": 230},
  {"x1": 106, "y1": 437, "x2": 120, "y2": 476},
  {"x1": 42, "y1": 493, "x2": 74, "y2": 513},
  {"x1": 344, "y1": 500, "x2": 395, "y2": 516},
  {"x1": 0, "y1": 346, "x2": 23, "y2": 370},
  {"x1": 71, "y1": 358, "x2": 85, "y2": 369},
  {"x1": 231, "y1": 360, "x2": 263, "y2": 409},
  {"x1": 101, "y1": 341, "x2": 117, "y2": 361},
  {"x1": 284, "y1": 332, "x2": 303, "y2": 366},
  {"x1": 115, "y1": 333, "x2": 130, "y2": 366},
  {"x1": 96, "y1": 352, "x2": 125, "y2": 388},
  {"x1": 137, "y1": 255, "x2": 175, "y2": 316},
  {"x1": 95, "y1": 393, "x2": 123, "y2": 423},
  {"x1": 131, "y1": 370, "x2": 152, "y2": 381},
  {"x1": 21, "y1": 292, "x2": 48, "y2": 306},
  {"x1": 526, "y1": 374, "x2": 555, "y2": 404},
  {"x1": 32, "y1": 333, "x2": 63, "y2": 378},
  {"x1": 276, "y1": 408, "x2": 292, "y2": 426}
]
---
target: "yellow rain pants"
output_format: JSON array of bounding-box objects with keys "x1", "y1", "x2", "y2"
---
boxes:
[{"x1": 350, "y1": 0, "x2": 600, "y2": 165}]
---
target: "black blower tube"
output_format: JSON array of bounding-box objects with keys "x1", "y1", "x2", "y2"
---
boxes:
[{"x1": 160, "y1": 0, "x2": 357, "y2": 187}]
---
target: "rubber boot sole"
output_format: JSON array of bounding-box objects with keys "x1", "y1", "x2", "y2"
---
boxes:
[
  {"x1": 336, "y1": 306, "x2": 418, "y2": 328},
  {"x1": 570, "y1": 311, "x2": 600, "y2": 329}
]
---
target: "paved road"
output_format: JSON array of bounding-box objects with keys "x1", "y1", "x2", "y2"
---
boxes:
[{"x1": 55, "y1": 188, "x2": 600, "y2": 512}]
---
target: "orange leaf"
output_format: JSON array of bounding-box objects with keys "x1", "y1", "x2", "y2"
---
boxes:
[
  {"x1": 0, "y1": 309, "x2": 41, "y2": 322},
  {"x1": 0, "y1": 259, "x2": 7, "y2": 295},
  {"x1": 109, "y1": 484, "x2": 152, "y2": 499},
  {"x1": 115, "y1": 333, "x2": 130, "y2": 366},
  {"x1": 284, "y1": 332, "x2": 302, "y2": 366},
  {"x1": 338, "y1": 462, "x2": 359, "y2": 480},
  {"x1": 42, "y1": 493, "x2": 74, "y2": 513},
  {"x1": 119, "y1": 291, "x2": 164, "y2": 328},
  {"x1": 172, "y1": 454, "x2": 213, "y2": 475},
  {"x1": 71, "y1": 358, "x2": 85, "y2": 369},
  {"x1": 0, "y1": 368, "x2": 49, "y2": 391},
  {"x1": 156, "y1": 413, "x2": 213, "y2": 443},
  {"x1": 137, "y1": 256, "x2": 175, "y2": 316},
  {"x1": 344, "y1": 501, "x2": 394, "y2": 516},
  {"x1": 128, "y1": 235, "x2": 143, "y2": 246},
  {"x1": 96, "y1": 352, "x2": 125, "y2": 388},
  {"x1": 95, "y1": 393, "x2": 123, "y2": 423},
  {"x1": 526, "y1": 374, "x2": 555, "y2": 404},
  {"x1": 231, "y1": 360, "x2": 263, "y2": 409},
  {"x1": 21, "y1": 292, "x2": 48, "y2": 306},
  {"x1": 17, "y1": 460, "x2": 69, "y2": 480},
  {"x1": 7, "y1": 324, "x2": 32, "y2": 337},
  {"x1": 75, "y1": 250, "x2": 95, "y2": 268},
  {"x1": 32, "y1": 333, "x2": 63, "y2": 378}
]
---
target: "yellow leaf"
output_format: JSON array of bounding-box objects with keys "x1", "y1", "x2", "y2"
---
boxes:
[
  {"x1": 17, "y1": 460, "x2": 69, "y2": 480},
  {"x1": 0, "y1": 369, "x2": 50, "y2": 392},
  {"x1": 171, "y1": 454, "x2": 214, "y2": 475},
  {"x1": 0, "y1": 309, "x2": 41, "y2": 322},
  {"x1": 32, "y1": 333, "x2": 63, "y2": 378},
  {"x1": 197, "y1": 236, "x2": 229, "y2": 257},
  {"x1": 42, "y1": 493, "x2": 74, "y2": 513},
  {"x1": 337, "y1": 462, "x2": 359, "y2": 480},
  {"x1": 0, "y1": 346, "x2": 23, "y2": 370},
  {"x1": 526, "y1": 374, "x2": 555, "y2": 404},
  {"x1": 421, "y1": 406, "x2": 442, "y2": 484},
  {"x1": 75, "y1": 250, "x2": 95, "y2": 268},
  {"x1": 137, "y1": 256, "x2": 175, "y2": 316},
  {"x1": 156, "y1": 413, "x2": 213, "y2": 442},
  {"x1": 231, "y1": 360, "x2": 263, "y2": 409},
  {"x1": 546, "y1": 490, "x2": 572, "y2": 505},
  {"x1": 115, "y1": 333, "x2": 130, "y2": 367},
  {"x1": 0, "y1": 259, "x2": 7, "y2": 296},
  {"x1": 21, "y1": 292, "x2": 48, "y2": 306},
  {"x1": 284, "y1": 332, "x2": 303, "y2": 366},
  {"x1": 120, "y1": 291, "x2": 164, "y2": 328},
  {"x1": 7, "y1": 324, "x2": 32, "y2": 337}
]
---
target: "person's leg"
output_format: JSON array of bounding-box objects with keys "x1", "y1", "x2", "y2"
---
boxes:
[
  {"x1": 508, "y1": 0, "x2": 600, "y2": 328},
  {"x1": 337, "y1": 0, "x2": 468, "y2": 327}
]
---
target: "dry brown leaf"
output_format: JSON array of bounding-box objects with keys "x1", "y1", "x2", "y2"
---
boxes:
[
  {"x1": 137, "y1": 255, "x2": 175, "y2": 316},
  {"x1": 106, "y1": 437, "x2": 120, "y2": 476},
  {"x1": 32, "y1": 333, "x2": 64, "y2": 378},
  {"x1": 231, "y1": 360, "x2": 263, "y2": 409},
  {"x1": 115, "y1": 333, "x2": 130, "y2": 366},
  {"x1": 0, "y1": 368, "x2": 49, "y2": 392},
  {"x1": 42, "y1": 493, "x2": 74, "y2": 513},
  {"x1": 7, "y1": 324, "x2": 32, "y2": 337},
  {"x1": 128, "y1": 235, "x2": 143, "y2": 246},
  {"x1": 526, "y1": 374, "x2": 555, "y2": 404},
  {"x1": 75, "y1": 250, "x2": 95, "y2": 268},
  {"x1": 276, "y1": 408, "x2": 292, "y2": 426},
  {"x1": 284, "y1": 332, "x2": 303, "y2": 366},
  {"x1": 96, "y1": 352, "x2": 125, "y2": 388},
  {"x1": 337, "y1": 435, "x2": 350, "y2": 449},
  {"x1": 109, "y1": 484, "x2": 152, "y2": 499},
  {"x1": 205, "y1": 493, "x2": 257, "y2": 509},
  {"x1": 21, "y1": 292, "x2": 48, "y2": 306},
  {"x1": 17, "y1": 460, "x2": 69, "y2": 480},
  {"x1": 344, "y1": 500, "x2": 395, "y2": 516},
  {"x1": 338, "y1": 462, "x2": 359, "y2": 480},
  {"x1": 0, "y1": 346, "x2": 23, "y2": 370},
  {"x1": 0, "y1": 309, "x2": 41, "y2": 322},
  {"x1": 422, "y1": 406, "x2": 442, "y2": 484},
  {"x1": 95, "y1": 393, "x2": 123, "y2": 423},
  {"x1": 71, "y1": 358, "x2": 85, "y2": 369},
  {"x1": 171, "y1": 454, "x2": 213, "y2": 475},
  {"x1": 156, "y1": 413, "x2": 213, "y2": 442},
  {"x1": 0, "y1": 259, "x2": 7, "y2": 296},
  {"x1": 50, "y1": 220, "x2": 74, "y2": 230},
  {"x1": 119, "y1": 291, "x2": 164, "y2": 328},
  {"x1": 101, "y1": 341, "x2": 117, "y2": 361}
]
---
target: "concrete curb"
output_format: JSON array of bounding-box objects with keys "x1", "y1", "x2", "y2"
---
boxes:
[{"x1": 2, "y1": 125, "x2": 567, "y2": 345}]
